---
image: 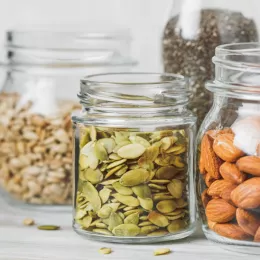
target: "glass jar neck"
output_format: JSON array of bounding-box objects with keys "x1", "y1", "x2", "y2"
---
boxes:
[{"x1": 208, "y1": 43, "x2": 260, "y2": 100}]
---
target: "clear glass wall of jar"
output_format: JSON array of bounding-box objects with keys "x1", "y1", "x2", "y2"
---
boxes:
[
  {"x1": 0, "y1": 29, "x2": 136, "y2": 207},
  {"x1": 162, "y1": 0, "x2": 259, "y2": 126},
  {"x1": 197, "y1": 43, "x2": 260, "y2": 254},
  {"x1": 72, "y1": 73, "x2": 196, "y2": 243}
]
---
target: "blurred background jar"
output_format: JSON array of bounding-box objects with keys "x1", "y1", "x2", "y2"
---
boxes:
[
  {"x1": 197, "y1": 43, "x2": 260, "y2": 254},
  {"x1": 72, "y1": 73, "x2": 196, "y2": 243},
  {"x1": 0, "y1": 28, "x2": 136, "y2": 207},
  {"x1": 162, "y1": 0, "x2": 259, "y2": 126}
]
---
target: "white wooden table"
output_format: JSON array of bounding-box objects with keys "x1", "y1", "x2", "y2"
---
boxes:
[{"x1": 0, "y1": 197, "x2": 258, "y2": 260}]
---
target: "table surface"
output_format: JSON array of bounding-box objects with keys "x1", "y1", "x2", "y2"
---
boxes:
[{"x1": 0, "y1": 197, "x2": 259, "y2": 260}]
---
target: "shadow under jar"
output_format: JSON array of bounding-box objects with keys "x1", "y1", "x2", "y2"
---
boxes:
[
  {"x1": 72, "y1": 73, "x2": 197, "y2": 243},
  {"x1": 0, "y1": 29, "x2": 136, "y2": 207},
  {"x1": 197, "y1": 43, "x2": 260, "y2": 254}
]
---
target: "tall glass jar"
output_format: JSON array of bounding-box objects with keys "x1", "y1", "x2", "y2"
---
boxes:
[
  {"x1": 72, "y1": 73, "x2": 196, "y2": 243},
  {"x1": 0, "y1": 29, "x2": 136, "y2": 207},
  {"x1": 197, "y1": 43, "x2": 260, "y2": 254},
  {"x1": 162, "y1": 0, "x2": 259, "y2": 126}
]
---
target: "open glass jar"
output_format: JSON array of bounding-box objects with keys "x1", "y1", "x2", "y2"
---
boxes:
[
  {"x1": 0, "y1": 29, "x2": 136, "y2": 206},
  {"x1": 197, "y1": 43, "x2": 260, "y2": 254},
  {"x1": 72, "y1": 73, "x2": 196, "y2": 243},
  {"x1": 162, "y1": 0, "x2": 259, "y2": 126}
]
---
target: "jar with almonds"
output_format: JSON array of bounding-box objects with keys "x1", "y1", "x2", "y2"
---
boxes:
[
  {"x1": 197, "y1": 43, "x2": 260, "y2": 253},
  {"x1": 72, "y1": 73, "x2": 197, "y2": 242},
  {"x1": 0, "y1": 29, "x2": 136, "y2": 206}
]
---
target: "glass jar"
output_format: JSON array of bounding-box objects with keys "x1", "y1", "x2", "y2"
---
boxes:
[
  {"x1": 162, "y1": 0, "x2": 259, "y2": 126},
  {"x1": 72, "y1": 73, "x2": 196, "y2": 243},
  {"x1": 197, "y1": 43, "x2": 260, "y2": 254},
  {"x1": 0, "y1": 29, "x2": 136, "y2": 206}
]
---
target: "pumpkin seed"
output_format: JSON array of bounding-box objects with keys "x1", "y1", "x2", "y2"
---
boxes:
[
  {"x1": 138, "y1": 197, "x2": 153, "y2": 211},
  {"x1": 140, "y1": 215, "x2": 149, "y2": 221},
  {"x1": 81, "y1": 141, "x2": 95, "y2": 156},
  {"x1": 37, "y1": 225, "x2": 60, "y2": 231},
  {"x1": 81, "y1": 216, "x2": 93, "y2": 228},
  {"x1": 123, "y1": 206, "x2": 136, "y2": 211},
  {"x1": 120, "y1": 169, "x2": 149, "y2": 187},
  {"x1": 82, "y1": 182, "x2": 101, "y2": 212},
  {"x1": 155, "y1": 154, "x2": 175, "y2": 166},
  {"x1": 113, "y1": 141, "x2": 131, "y2": 153},
  {"x1": 156, "y1": 200, "x2": 177, "y2": 214},
  {"x1": 154, "y1": 248, "x2": 171, "y2": 256},
  {"x1": 108, "y1": 212, "x2": 123, "y2": 231},
  {"x1": 99, "y1": 247, "x2": 112, "y2": 255},
  {"x1": 93, "y1": 228, "x2": 112, "y2": 236},
  {"x1": 167, "y1": 219, "x2": 186, "y2": 233},
  {"x1": 112, "y1": 224, "x2": 140, "y2": 237},
  {"x1": 80, "y1": 129, "x2": 90, "y2": 149},
  {"x1": 132, "y1": 184, "x2": 151, "y2": 199},
  {"x1": 175, "y1": 198, "x2": 188, "y2": 208},
  {"x1": 150, "y1": 180, "x2": 170, "y2": 184},
  {"x1": 100, "y1": 179, "x2": 120, "y2": 185},
  {"x1": 172, "y1": 156, "x2": 185, "y2": 168},
  {"x1": 129, "y1": 136, "x2": 151, "y2": 148},
  {"x1": 114, "y1": 132, "x2": 130, "y2": 144},
  {"x1": 147, "y1": 230, "x2": 169, "y2": 237},
  {"x1": 118, "y1": 212, "x2": 125, "y2": 219},
  {"x1": 107, "y1": 159, "x2": 127, "y2": 169},
  {"x1": 86, "y1": 152, "x2": 99, "y2": 170},
  {"x1": 112, "y1": 182, "x2": 133, "y2": 195},
  {"x1": 112, "y1": 194, "x2": 140, "y2": 207},
  {"x1": 90, "y1": 219, "x2": 102, "y2": 227},
  {"x1": 75, "y1": 209, "x2": 87, "y2": 220},
  {"x1": 153, "y1": 194, "x2": 174, "y2": 201},
  {"x1": 124, "y1": 212, "x2": 139, "y2": 225},
  {"x1": 99, "y1": 188, "x2": 111, "y2": 204},
  {"x1": 139, "y1": 221, "x2": 153, "y2": 227},
  {"x1": 105, "y1": 164, "x2": 125, "y2": 179},
  {"x1": 166, "y1": 209, "x2": 184, "y2": 216},
  {"x1": 97, "y1": 138, "x2": 116, "y2": 154},
  {"x1": 148, "y1": 211, "x2": 169, "y2": 227},
  {"x1": 97, "y1": 205, "x2": 113, "y2": 219},
  {"x1": 148, "y1": 184, "x2": 167, "y2": 190},
  {"x1": 140, "y1": 225, "x2": 159, "y2": 235},
  {"x1": 114, "y1": 165, "x2": 128, "y2": 177},
  {"x1": 90, "y1": 126, "x2": 97, "y2": 141},
  {"x1": 84, "y1": 168, "x2": 103, "y2": 184},
  {"x1": 117, "y1": 144, "x2": 146, "y2": 159},
  {"x1": 79, "y1": 154, "x2": 89, "y2": 169},
  {"x1": 167, "y1": 180, "x2": 183, "y2": 199},
  {"x1": 124, "y1": 209, "x2": 143, "y2": 217},
  {"x1": 109, "y1": 153, "x2": 122, "y2": 160},
  {"x1": 167, "y1": 213, "x2": 185, "y2": 221},
  {"x1": 155, "y1": 166, "x2": 179, "y2": 180}
]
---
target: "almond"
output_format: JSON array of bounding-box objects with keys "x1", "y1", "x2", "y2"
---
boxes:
[
  {"x1": 213, "y1": 133, "x2": 244, "y2": 162},
  {"x1": 204, "y1": 174, "x2": 215, "y2": 187},
  {"x1": 214, "y1": 223, "x2": 252, "y2": 240},
  {"x1": 207, "y1": 220, "x2": 217, "y2": 230},
  {"x1": 206, "y1": 198, "x2": 236, "y2": 223},
  {"x1": 231, "y1": 177, "x2": 260, "y2": 209},
  {"x1": 201, "y1": 189, "x2": 211, "y2": 208},
  {"x1": 201, "y1": 135, "x2": 221, "y2": 179},
  {"x1": 254, "y1": 226, "x2": 260, "y2": 242},
  {"x1": 237, "y1": 156, "x2": 260, "y2": 177},
  {"x1": 220, "y1": 184, "x2": 237, "y2": 202},
  {"x1": 207, "y1": 180, "x2": 235, "y2": 198},
  {"x1": 236, "y1": 208, "x2": 260, "y2": 236},
  {"x1": 199, "y1": 151, "x2": 206, "y2": 175},
  {"x1": 220, "y1": 162, "x2": 246, "y2": 184},
  {"x1": 206, "y1": 128, "x2": 233, "y2": 139}
]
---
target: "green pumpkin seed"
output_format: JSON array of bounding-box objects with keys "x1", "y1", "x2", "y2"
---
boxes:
[
  {"x1": 106, "y1": 203, "x2": 121, "y2": 212},
  {"x1": 108, "y1": 212, "x2": 123, "y2": 231},
  {"x1": 81, "y1": 216, "x2": 93, "y2": 228},
  {"x1": 84, "y1": 168, "x2": 103, "y2": 184},
  {"x1": 124, "y1": 212, "x2": 139, "y2": 225},
  {"x1": 161, "y1": 136, "x2": 177, "y2": 151},
  {"x1": 150, "y1": 180, "x2": 171, "y2": 184},
  {"x1": 167, "y1": 180, "x2": 183, "y2": 199},
  {"x1": 123, "y1": 206, "x2": 136, "y2": 211},
  {"x1": 155, "y1": 166, "x2": 179, "y2": 180},
  {"x1": 114, "y1": 165, "x2": 128, "y2": 177},
  {"x1": 140, "y1": 225, "x2": 159, "y2": 235},
  {"x1": 117, "y1": 144, "x2": 146, "y2": 159},
  {"x1": 167, "y1": 219, "x2": 186, "y2": 233},
  {"x1": 156, "y1": 200, "x2": 177, "y2": 214},
  {"x1": 80, "y1": 129, "x2": 90, "y2": 149},
  {"x1": 113, "y1": 141, "x2": 131, "y2": 153},
  {"x1": 82, "y1": 182, "x2": 101, "y2": 212},
  {"x1": 99, "y1": 248, "x2": 112, "y2": 255},
  {"x1": 167, "y1": 213, "x2": 185, "y2": 221},
  {"x1": 155, "y1": 154, "x2": 175, "y2": 166},
  {"x1": 140, "y1": 215, "x2": 149, "y2": 221},
  {"x1": 138, "y1": 197, "x2": 153, "y2": 211},
  {"x1": 112, "y1": 224, "x2": 140, "y2": 237},
  {"x1": 97, "y1": 205, "x2": 113, "y2": 219},
  {"x1": 124, "y1": 209, "x2": 143, "y2": 217},
  {"x1": 148, "y1": 184, "x2": 167, "y2": 190},
  {"x1": 86, "y1": 152, "x2": 99, "y2": 170},
  {"x1": 120, "y1": 169, "x2": 149, "y2": 187},
  {"x1": 118, "y1": 212, "x2": 125, "y2": 219},
  {"x1": 112, "y1": 194, "x2": 140, "y2": 207},
  {"x1": 129, "y1": 136, "x2": 151, "y2": 148},
  {"x1": 153, "y1": 194, "x2": 174, "y2": 201},
  {"x1": 109, "y1": 153, "x2": 122, "y2": 160},
  {"x1": 75, "y1": 209, "x2": 87, "y2": 220},
  {"x1": 99, "y1": 188, "x2": 111, "y2": 204},
  {"x1": 90, "y1": 126, "x2": 97, "y2": 141},
  {"x1": 147, "y1": 230, "x2": 169, "y2": 237},
  {"x1": 90, "y1": 219, "x2": 102, "y2": 227},
  {"x1": 172, "y1": 156, "x2": 185, "y2": 168},
  {"x1": 100, "y1": 179, "x2": 120, "y2": 185},
  {"x1": 139, "y1": 221, "x2": 153, "y2": 227},
  {"x1": 106, "y1": 159, "x2": 127, "y2": 170},
  {"x1": 114, "y1": 132, "x2": 130, "y2": 144},
  {"x1": 105, "y1": 164, "x2": 125, "y2": 179},
  {"x1": 154, "y1": 248, "x2": 171, "y2": 256},
  {"x1": 132, "y1": 184, "x2": 151, "y2": 199},
  {"x1": 112, "y1": 182, "x2": 133, "y2": 196},
  {"x1": 102, "y1": 218, "x2": 110, "y2": 225},
  {"x1": 94, "y1": 142, "x2": 108, "y2": 161},
  {"x1": 175, "y1": 198, "x2": 188, "y2": 208},
  {"x1": 97, "y1": 138, "x2": 116, "y2": 154},
  {"x1": 37, "y1": 225, "x2": 60, "y2": 231},
  {"x1": 93, "y1": 228, "x2": 112, "y2": 236},
  {"x1": 148, "y1": 211, "x2": 169, "y2": 227},
  {"x1": 166, "y1": 209, "x2": 184, "y2": 216},
  {"x1": 79, "y1": 154, "x2": 89, "y2": 170},
  {"x1": 81, "y1": 141, "x2": 95, "y2": 156}
]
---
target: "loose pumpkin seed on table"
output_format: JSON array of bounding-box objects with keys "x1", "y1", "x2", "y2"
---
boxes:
[{"x1": 74, "y1": 126, "x2": 190, "y2": 238}]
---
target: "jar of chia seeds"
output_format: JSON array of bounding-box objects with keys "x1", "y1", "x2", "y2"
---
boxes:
[
  {"x1": 0, "y1": 28, "x2": 136, "y2": 207},
  {"x1": 162, "y1": 0, "x2": 259, "y2": 126},
  {"x1": 72, "y1": 73, "x2": 197, "y2": 243}
]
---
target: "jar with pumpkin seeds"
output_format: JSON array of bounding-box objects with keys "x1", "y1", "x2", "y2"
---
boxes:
[{"x1": 72, "y1": 73, "x2": 197, "y2": 243}]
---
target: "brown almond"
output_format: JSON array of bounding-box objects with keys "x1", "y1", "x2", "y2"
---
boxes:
[
  {"x1": 206, "y1": 199, "x2": 236, "y2": 223},
  {"x1": 201, "y1": 135, "x2": 221, "y2": 179},
  {"x1": 236, "y1": 208, "x2": 260, "y2": 236},
  {"x1": 214, "y1": 223, "x2": 252, "y2": 240},
  {"x1": 213, "y1": 133, "x2": 244, "y2": 163},
  {"x1": 199, "y1": 152, "x2": 206, "y2": 175},
  {"x1": 237, "y1": 156, "x2": 260, "y2": 177},
  {"x1": 201, "y1": 189, "x2": 211, "y2": 208},
  {"x1": 220, "y1": 184, "x2": 237, "y2": 202},
  {"x1": 207, "y1": 220, "x2": 217, "y2": 230},
  {"x1": 204, "y1": 174, "x2": 215, "y2": 187},
  {"x1": 231, "y1": 178, "x2": 260, "y2": 209},
  {"x1": 254, "y1": 226, "x2": 260, "y2": 242},
  {"x1": 220, "y1": 162, "x2": 246, "y2": 184},
  {"x1": 206, "y1": 129, "x2": 233, "y2": 139},
  {"x1": 207, "y1": 180, "x2": 235, "y2": 198}
]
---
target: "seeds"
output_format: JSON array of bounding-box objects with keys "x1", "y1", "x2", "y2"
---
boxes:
[
  {"x1": 75, "y1": 127, "x2": 189, "y2": 237},
  {"x1": 153, "y1": 248, "x2": 171, "y2": 256},
  {"x1": 23, "y1": 218, "x2": 35, "y2": 226},
  {"x1": 99, "y1": 248, "x2": 112, "y2": 255},
  {"x1": 37, "y1": 225, "x2": 60, "y2": 231}
]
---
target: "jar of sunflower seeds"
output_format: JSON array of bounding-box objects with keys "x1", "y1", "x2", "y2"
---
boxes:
[
  {"x1": 72, "y1": 73, "x2": 197, "y2": 242},
  {"x1": 0, "y1": 28, "x2": 136, "y2": 207}
]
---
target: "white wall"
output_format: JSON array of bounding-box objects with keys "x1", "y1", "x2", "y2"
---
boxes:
[{"x1": 0, "y1": 0, "x2": 259, "y2": 72}]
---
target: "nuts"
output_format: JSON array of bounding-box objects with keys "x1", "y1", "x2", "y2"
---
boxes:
[
  {"x1": 75, "y1": 127, "x2": 189, "y2": 237},
  {"x1": 213, "y1": 133, "x2": 244, "y2": 162},
  {"x1": 99, "y1": 248, "x2": 112, "y2": 255},
  {"x1": 206, "y1": 199, "x2": 236, "y2": 223},
  {"x1": 153, "y1": 248, "x2": 171, "y2": 256},
  {"x1": 199, "y1": 128, "x2": 260, "y2": 242},
  {"x1": 0, "y1": 93, "x2": 79, "y2": 204}
]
